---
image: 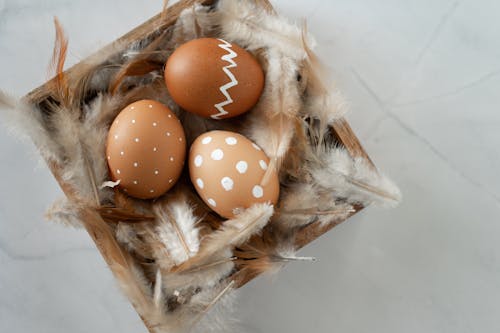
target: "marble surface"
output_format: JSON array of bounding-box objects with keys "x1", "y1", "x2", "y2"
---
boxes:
[{"x1": 1, "y1": 0, "x2": 499, "y2": 332}]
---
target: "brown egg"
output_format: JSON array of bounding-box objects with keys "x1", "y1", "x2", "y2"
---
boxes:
[
  {"x1": 164, "y1": 38, "x2": 265, "y2": 119},
  {"x1": 189, "y1": 130, "x2": 279, "y2": 218},
  {"x1": 106, "y1": 100, "x2": 186, "y2": 199}
]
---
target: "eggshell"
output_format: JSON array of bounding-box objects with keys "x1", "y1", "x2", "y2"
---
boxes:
[
  {"x1": 106, "y1": 100, "x2": 186, "y2": 199},
  {"x1": 189, "y1": 130, "x2": 279, "y2": 218},
  {"x1": 164, "y1": 38, "x2": 264, "y2": 119}
]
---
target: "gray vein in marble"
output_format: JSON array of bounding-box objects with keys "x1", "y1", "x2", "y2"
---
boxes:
[
  {"x1": 390, "y1": 68, "x2": 500, "y2": 107},
  {"x1": 351, "y1": 67, "x2": 500, "y2": 206},
  {"x1": 415, "y1": 0, "x2": 461, "y2": 66}
]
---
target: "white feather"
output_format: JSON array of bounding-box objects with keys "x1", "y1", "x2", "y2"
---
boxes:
[
  {"x1": 154, "y1": 196, "x2": 200, "y2": 266},
  {"x1": 214, "y1": 0, "x2": 314, "y2": 61},
  {"x1": 311, "y1": 148, "x2": 402, "y2": 208},
  {"x1": 0, "y1": 90, "x2": 61, "y2": 163}
]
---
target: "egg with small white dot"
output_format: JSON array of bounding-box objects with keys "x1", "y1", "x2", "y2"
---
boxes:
[
  {"x1": 106, "y1": 100, "x2": 186, "y2": 199},
  {"x1": 189, "y1": 130, "x2": 279, "y2": 218}
]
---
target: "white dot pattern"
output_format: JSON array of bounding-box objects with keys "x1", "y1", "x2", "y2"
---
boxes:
[
  {"x1": 189, "y1": 131, "x2": 277, "y2": 218},
  {"x1": 211, "y1": 149, "x2": 224, "y2": 161},
  {"x1": 221, "y1": 177, "x2": 234, "y2": 191},
  {"x1": 252, "y1": 185, "x2": 264, "y2": 198},
  {"x1": 106, "y1": 100, "x2": 186, "y2": 199},
  {"x1": 225, "y1": 137, "x2": 238, "y2": 145},
  {"x1": 194, "y1": 155, "x2": 203, "y2": 167},
  {"x1": 236, "y1": 161, "x2": 248, "y2": 174}
]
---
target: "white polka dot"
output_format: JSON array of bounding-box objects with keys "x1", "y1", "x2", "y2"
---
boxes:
[
  {"x1": 166, "y1": 132, "x2": 171, "y2": 136},
  {"x1": 221, "y1": 177, "x2": 234, "y2": 191},
  {"x1": 196, "y1": 178, "x2": 204, "y2": 189},
  {"x1": 133, "y1": 162, "x2": 139, "y2": 167},
  {"x1": 252, "y1": 185, "x2": 264, "y2": 198},
  {"x1": 194, "y1": 155, "x2": 203, "y2": 167},
  {"x1": 135, "y1": 138, "x2": 140, "y2": 142},
  {"x1": 154, "y1": 170, "x2": 159, "y2": 175},
  {"x1": 207, "y1": 198, "x2": 217, "y2": 207},
  {"x1": 252, "y1": 143, "x2": 262, "y2": 151},
  {"x1": 153, "y1": 147, "x2": 158, "y2": 152},
  {"x1": 259, "y1": 160, "x2": 268, "y2": 170},
  {"x1": 236, "y1": 161, "x2": 248, "y2": 174},
  {"x1": 225, "y1": 137, "x2": 238, "y2": 145},
  {"x1": 116, "y1": 169, "x2": 121, "y2": 175},
  {"x1": 120, "y1": 151, "x2": 124, "y2": 156},
  {"x1": 131, "y1": 119, "x2": 136, "y2": 124},
  {"x1": 170, "y1": 156, "x2": 174, "y2": 162},
  {"x1": 133, "y1": 180, "x2": 138, "y2": 185},
  {"x1": 211, "y1": 149, "x2": 224, "y2": 161},
  {"x1": 153, "y1": 122, "x2": 157, "y2": 127},
  {"x1": 202, "y1": 137, "x2": 212, "y2": 145}
]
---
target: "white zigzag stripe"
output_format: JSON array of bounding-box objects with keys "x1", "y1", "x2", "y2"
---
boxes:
[{"x1": 212, "y1": 39, "x2": 239, "y2": 119}]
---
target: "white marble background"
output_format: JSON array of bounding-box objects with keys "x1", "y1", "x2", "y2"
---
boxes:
[{"x1": 1, "y1": 0, "x2": 499, "y2": 332}]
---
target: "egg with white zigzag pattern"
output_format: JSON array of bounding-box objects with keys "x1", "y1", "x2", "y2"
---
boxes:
[{"x1": 164, "y1": 38, "x2": 264, "y2": 119}]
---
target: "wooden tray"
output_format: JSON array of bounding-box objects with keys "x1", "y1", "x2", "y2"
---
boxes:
[{"x1": 25, "y1": 0, "x2": 373, "y2": 331}]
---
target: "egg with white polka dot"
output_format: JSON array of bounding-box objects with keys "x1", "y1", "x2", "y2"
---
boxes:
[
  {"x1": 106, "y1": 100, "x2": 186, "y2": 199},
  {"x1": 189, "y1": 130, "x2": 279, "y2": 218}
]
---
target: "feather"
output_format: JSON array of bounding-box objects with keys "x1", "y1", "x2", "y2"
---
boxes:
[
  {"x1": 0, "y1": 91, "x2": 61, "y2": 162},
  {"x1": 213, "y1": 0, "x2": 313, "y2": 60},
  {"x1": 311, "y1": 147, "x2": 402, "y2": 208},
  {"x1": 175, "y1": 203, "x2": 274, "y2": 273},
  {"x1": 276, "y1": 182, "x2": 355, "y2": 228},
  {"x1": 45, "y1": 197, "x2": 82, "y2": 228},
  {"x1": 49, "y1": 17, "x2": 69, "y2": 105},
  {"x1": 246, "y1": 50, "x2": 302, "y2": 184},
  {"x1": 162, "y1": 249, "x2": 235, "y2": 295},
  {"x1": 153, "y1": 195, "x2": 200, "y2": 266},
  {"x1": 153, "y1": 269, "x2": 163, "y2": 309},
  {"x1": 236, "y1": 241, "x2": 315, "y2": 277},
  {"x1": 189, "y1": 280, "x2": 236, "y2": 331}
]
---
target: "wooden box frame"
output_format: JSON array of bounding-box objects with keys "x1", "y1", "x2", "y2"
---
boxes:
[{"x1": 24, "y1": 0, "x2": 373, "y2": 331}]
